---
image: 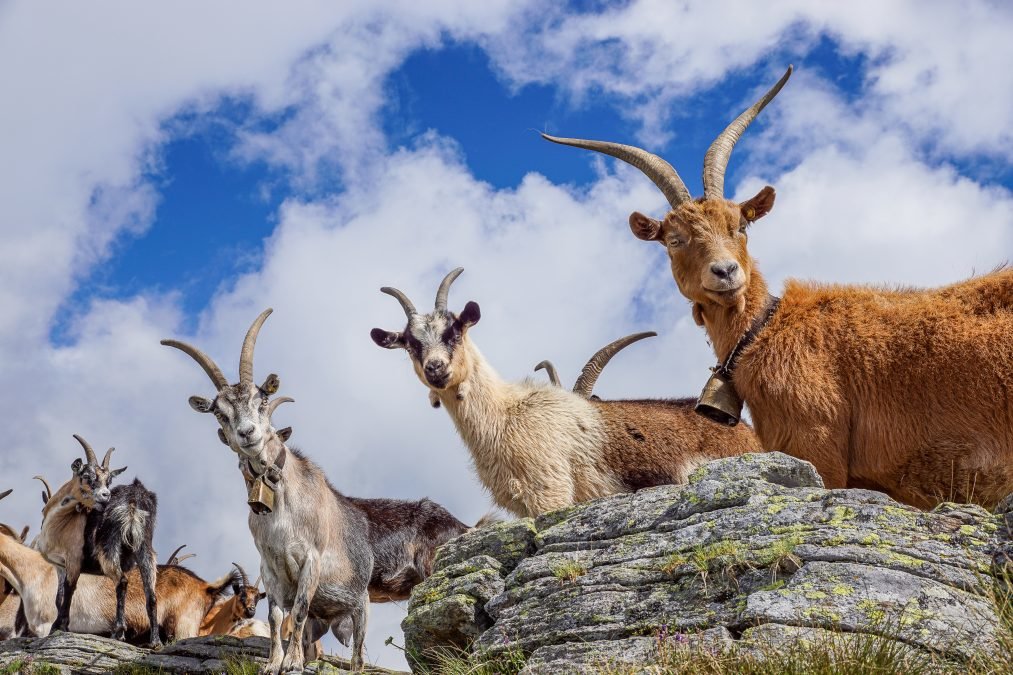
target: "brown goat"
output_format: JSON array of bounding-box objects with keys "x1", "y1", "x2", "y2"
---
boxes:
[
  {"x1": 544, "y1": 66, "x2": 1013, "y2": 509},
  {"x1": 198, "y1": 563, "x2": 264, "y2": 636}
]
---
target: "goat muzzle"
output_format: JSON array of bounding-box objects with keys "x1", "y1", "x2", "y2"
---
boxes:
[{"x1": 695, "y1": 369, "x2": 743, "y2": 427}]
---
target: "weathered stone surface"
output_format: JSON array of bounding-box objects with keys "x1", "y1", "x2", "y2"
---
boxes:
[
  {"x1": 0, "y1": 632, "x2": 408, "y2": 674},
  {"x1": 404, "y1": 452, "x2": 1012, "y2": 673}
]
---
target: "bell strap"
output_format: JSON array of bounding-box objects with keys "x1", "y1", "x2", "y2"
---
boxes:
[{"x1": 713, "y1": 294, "x2": 781, "y2": 378}]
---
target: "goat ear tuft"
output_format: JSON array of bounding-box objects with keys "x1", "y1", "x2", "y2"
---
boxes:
[
  {"x1": 459, "y1": 301, "x2": 481, "y2": 328},
  {"x1": 370, "y1": 328, "x2": 405, "y2": 350},
  {"x1": 189, "y1": 396, "x2": 214, "y2": 413},
  {"x1": 71, "y1": 458, "x2": 84, "y2": 475},
  {"x1": 110, "y1": 466, "x2": 127, "y2": 478},
  {"x1": 629, "y1": 212, "x2": 662, "y2": 241},
  {"x1": 260, "y1": 374, "x2": 280, "y2": 395},
  {"x1": 277, "y1": 427, "x2": 292, "y2": 442},
  {"x1": 218, "y1": 429, "x2": 229, "y2": 446},
  {"x1": 740, "y1": 185, "x2": 776, "y2": 222}
]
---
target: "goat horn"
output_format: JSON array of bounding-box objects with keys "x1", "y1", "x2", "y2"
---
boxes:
[
  {"x1": 267, "y1": 396, "x2": 294, "y2": 418},
  {"x1": 33, "y1": 476, "x2": 53, "y2": 503},
  {"x1": 19, "y1": 526, "x2": 29, "y2": 542},
  {"x1": 160, "y1": 339, "x2": 229, "y2": 391},
  {"x1": 239, "y1": 308, "x2": 273, "y2": 387},
  {"x1": 702, "y1": 66, "x2": 792, "y2": 200},
  {"x1": 573, "y1": 331, "x2": 658, "y2": 398},
  {"x1": 73, "y1": 434, "x2": 98, "y2": 466},
  {"x1": 434, "y1": 267, "x2": 464, "y2": 313},
  {"x1": 166, "y1": 544, "x2": 187, "y2": 565},
  {"x1": 178, "y1": 553, "x2": 196, "y2": 563},
  {"x1": 534, "y1": 360, "x2": 562, "y2": 387},
  {"x1": 232, "y1": 562, "x2": 250, "y2": 587},
  {"x1": 380, "y1": 287, "x2": 417, "y2": 319},
  {"x1": 101, "y1": 447, "x2": 115, "y2": 470},
  {"x1": 541, "y1": 133, "x2": 691, "y2": 210},
  {"x1": 0, "y1": 489, "x2": 10, "y2": 502},
  {"x1": 253, "y1": 575, "x2": 262, "y2": 590}
]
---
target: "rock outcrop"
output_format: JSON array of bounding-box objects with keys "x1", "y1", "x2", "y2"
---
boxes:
[
  {"x1": 0, "y1": 632, "x2": 408, "y2": 674},
  {"x1": 403, "y1": 452, "x2": 1013, "y2": 673}
]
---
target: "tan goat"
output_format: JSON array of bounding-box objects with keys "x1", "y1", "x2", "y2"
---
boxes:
[
  {"x1": 0, "y1": 489, "x2": 59, "y2": 637},
  {"x1": 372, "y1": 269, "x2": 760, "y2": 517},
  {"x1": 544, "y1": 65, "x2": 1013, "y2": 508}
]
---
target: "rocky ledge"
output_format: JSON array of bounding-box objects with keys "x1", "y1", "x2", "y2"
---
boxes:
[
  {"x1": 0, "y1": 632, "x2": 408, "y2": 674},
  {"x1": 402, "y1": 452, "x2": 1013, "y2": 673}
]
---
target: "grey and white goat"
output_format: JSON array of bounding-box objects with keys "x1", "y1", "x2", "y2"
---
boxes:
[{"x1": 162, "y1": 309, "x2": 478, "y2": 672}]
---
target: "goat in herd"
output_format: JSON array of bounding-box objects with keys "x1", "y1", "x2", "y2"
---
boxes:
[
  {"x1": 544, "y1": 65, "x2": 1013, "y2": 508},
  {"x1": 372, "y1": 268, "x2": 760, "y2": 517}
]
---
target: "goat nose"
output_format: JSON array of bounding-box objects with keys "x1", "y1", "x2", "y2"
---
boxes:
[
  {"x1": 710, "y1": 261, "x2": 740, "y2": 280},
  {"x1": 237, "y1": 424, "x2": 254, "y2": 439},
  {"x1": 424, "y1": 361, "x2": 445, "y2": 375}
]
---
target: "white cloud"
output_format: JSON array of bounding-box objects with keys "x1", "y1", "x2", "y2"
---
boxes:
[{"x1": 1, "y1": 0, "x2": 1011, "y2": 670}]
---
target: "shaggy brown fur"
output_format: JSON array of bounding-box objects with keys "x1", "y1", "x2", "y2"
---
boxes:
[
  {"x1": 70, "y1": 564, "x2": 239, "y2": 642},
  {"x1": 636, "y1": 195, "x2": 1013, "y2": 508}
]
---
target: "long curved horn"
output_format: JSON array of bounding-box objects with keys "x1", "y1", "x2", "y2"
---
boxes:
[
  {"x1": 380, "y1": 287, "x2": 417, "y2": 319},
  {"x1": 232, "y1": 562, "x2": 250, "y2": 588},
  {"x1": 101, "y1": 447, "x2": 115, "y2": 470},
  {"x1": 177, "y1": 553, "x2": 196, "y2": 564},
  {"x1": 534, "y1": 360, "x2": 562, "y2": 387},
  {"x1": 160, "y1": 339, "x2": 229, "y2": 390},
  {"x1": 33, "y1": 476, "x2": 53, "y2": 504},
  {"x1": 434, "y1": 268, "x2": 464, "y2": 312},
  {"x1": 573, "y1": 331, "x2": 658, "y2": 398},
  {"x1": 166, "y1": 544, "x2": 187, "y2": 565},
  {"x1": 73, "y1": 434, "x2": 98, "y2": 466},
  {"x1": 0, "y1": 489, "x2": 10, "y2": 502},
  {"x1": 267, "y1": 396, "x2": 294, "y2": 418},
  {"x1": 542, "y1": 134, "x2": 691, "y2": 209},
  {"x1": 702, "y1": 66, "x2": 792, "y2": 200},
  {"x1": 253, "y1": 575, "x2": 262, "y2": 590},
  {"x1": 239, "y1": 309, "x2": 273, "y2": 387}
]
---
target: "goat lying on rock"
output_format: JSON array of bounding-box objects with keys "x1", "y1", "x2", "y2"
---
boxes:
[
  {"x1": 162, "y1": 309, "x2": 477, "y2": 672},
  {"x1": 544, "y1": 65, "x2": 1013, "y2": 509},
  {"x1": 372, "y1": 269, "x2": 761, "y2": 517}
]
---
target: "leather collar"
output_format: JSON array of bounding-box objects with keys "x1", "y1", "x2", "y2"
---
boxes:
[
  {"x1": 713, "y1": 294, "x2": 780, "y2": 379},
  {"x1": 240, "y1": 439, "x2": 287, "y2": 489}
]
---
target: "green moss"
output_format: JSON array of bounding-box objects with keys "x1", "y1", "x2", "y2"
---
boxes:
[
  {"x1": 832, "y1": 584, "x2": 855, "y2": 596},
  {"x1": 860, "y1": 533, "x2": 882, "y2": 545}
]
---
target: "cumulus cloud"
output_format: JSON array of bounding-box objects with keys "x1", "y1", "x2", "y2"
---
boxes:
[{"x1": 1, "y1": 0, "x2": 1011, "y2": 669}]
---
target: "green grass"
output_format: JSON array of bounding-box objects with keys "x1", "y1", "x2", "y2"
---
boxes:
[
  {"x1": 426, "y1": 645, "x2": 527, "y2": 675},
  {"x1": 0, "y1": 661, "x2": 64, "y2": 675},
  {"x1": 222, "y1": 655, "x2": 260, "y2": 675},
  {"x1": 550, "y1": 559, "x2": 588, "y2": 584}
]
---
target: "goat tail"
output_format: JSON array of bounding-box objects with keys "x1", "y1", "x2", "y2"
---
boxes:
[
  {"x1": 115, "y1": 502, "x2": 149, "y2": 551},
  {"x1": 472, "y1": 510, "x2": 504, "y2": 530},
  {"x1": 206, "y1": 567, "x2": 242, "y2": 601}
]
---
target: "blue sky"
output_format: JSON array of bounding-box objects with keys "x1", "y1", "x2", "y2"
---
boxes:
[{"x1": 2, "y1": 1, "x2": 1012, "y2": 668}]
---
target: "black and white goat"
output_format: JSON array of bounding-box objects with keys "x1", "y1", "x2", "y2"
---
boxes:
[
  {"x1": 35, "y1": 436, "x2": 160, "y2": 647},
  {"x1": 162, "y1": 309, "x2": 476, "y2": 672}
]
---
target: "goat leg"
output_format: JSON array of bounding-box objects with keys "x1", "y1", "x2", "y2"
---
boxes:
[
  {"x1": 264, "y1": 597, "x2": 285, "y2": 675},
  {"x1": 350, "y1": 594, "x2": 369, "y2": 671},
  {"x1": 111, "y1": 574, "x2": 128, "y2": 641},
  {"x1": 281, "y1": 553, "x2": 321, "y2": 673},
  {"x1": 139, "y1": 554, "x2": 161, "y2": 648},
  {"x1": 54, "y1": 566, "x2": 78, "y2": 632}
]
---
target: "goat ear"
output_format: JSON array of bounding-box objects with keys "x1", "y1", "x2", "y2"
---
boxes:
[
  {"x1": 629, "y1": 212, "x2": 662, "y2": 241},
  {"x1": 258, "y1": 591, "x2": 267, "y2": 601},
  {"x1": 459, "y1": 301, "x2": 481, "y2": 328},
  {"x1": 260, "y1": 374, "x2": 280, "y2": 395},
  {"x1": 71, "y1": 458, "x2": 84, "y2": 475},
  {"x1": 189, "y1": 396, "x2": 214, "y2": 413},
  {"x1": 370, "y1": 328, "x2": 405, "y2": 350},
  {"x1": 110, "y1": 466, "x2": 127, "y2": 478},
  {"x1": 218, "y1": 429, "x2": 229, "y2": 445},
  {"x1": 277, "y1": 427, "x2": 292, "y2": 442},
  {"x1": 740, "y1": 186, "x2": 776, "y2": 222}
]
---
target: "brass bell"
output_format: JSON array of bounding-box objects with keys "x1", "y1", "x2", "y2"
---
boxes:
[
  {"x1": 695, "y1": 369, "x2": 743, "y2": 427},
  {"x1": 248, "y1": 477, "x2": 275, "y2": 515}
]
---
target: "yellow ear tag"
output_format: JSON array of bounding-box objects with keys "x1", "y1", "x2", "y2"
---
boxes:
[{"x1": 744, "y1": 207, "x2": 756, "y2": 221}]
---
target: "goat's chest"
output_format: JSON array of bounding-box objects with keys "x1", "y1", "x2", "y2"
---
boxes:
[{"x1": 248, "y1": 512, "x2": 310, "y2": 589}]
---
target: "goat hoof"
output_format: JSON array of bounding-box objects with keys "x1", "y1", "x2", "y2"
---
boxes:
[{"x1": 147, "y1": 639, "x2": 163, "y2": 650}]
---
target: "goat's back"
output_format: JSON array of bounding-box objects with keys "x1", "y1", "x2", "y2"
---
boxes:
[{"x1": 593, "y1": 398, "x2": 761, "y2": 490}]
